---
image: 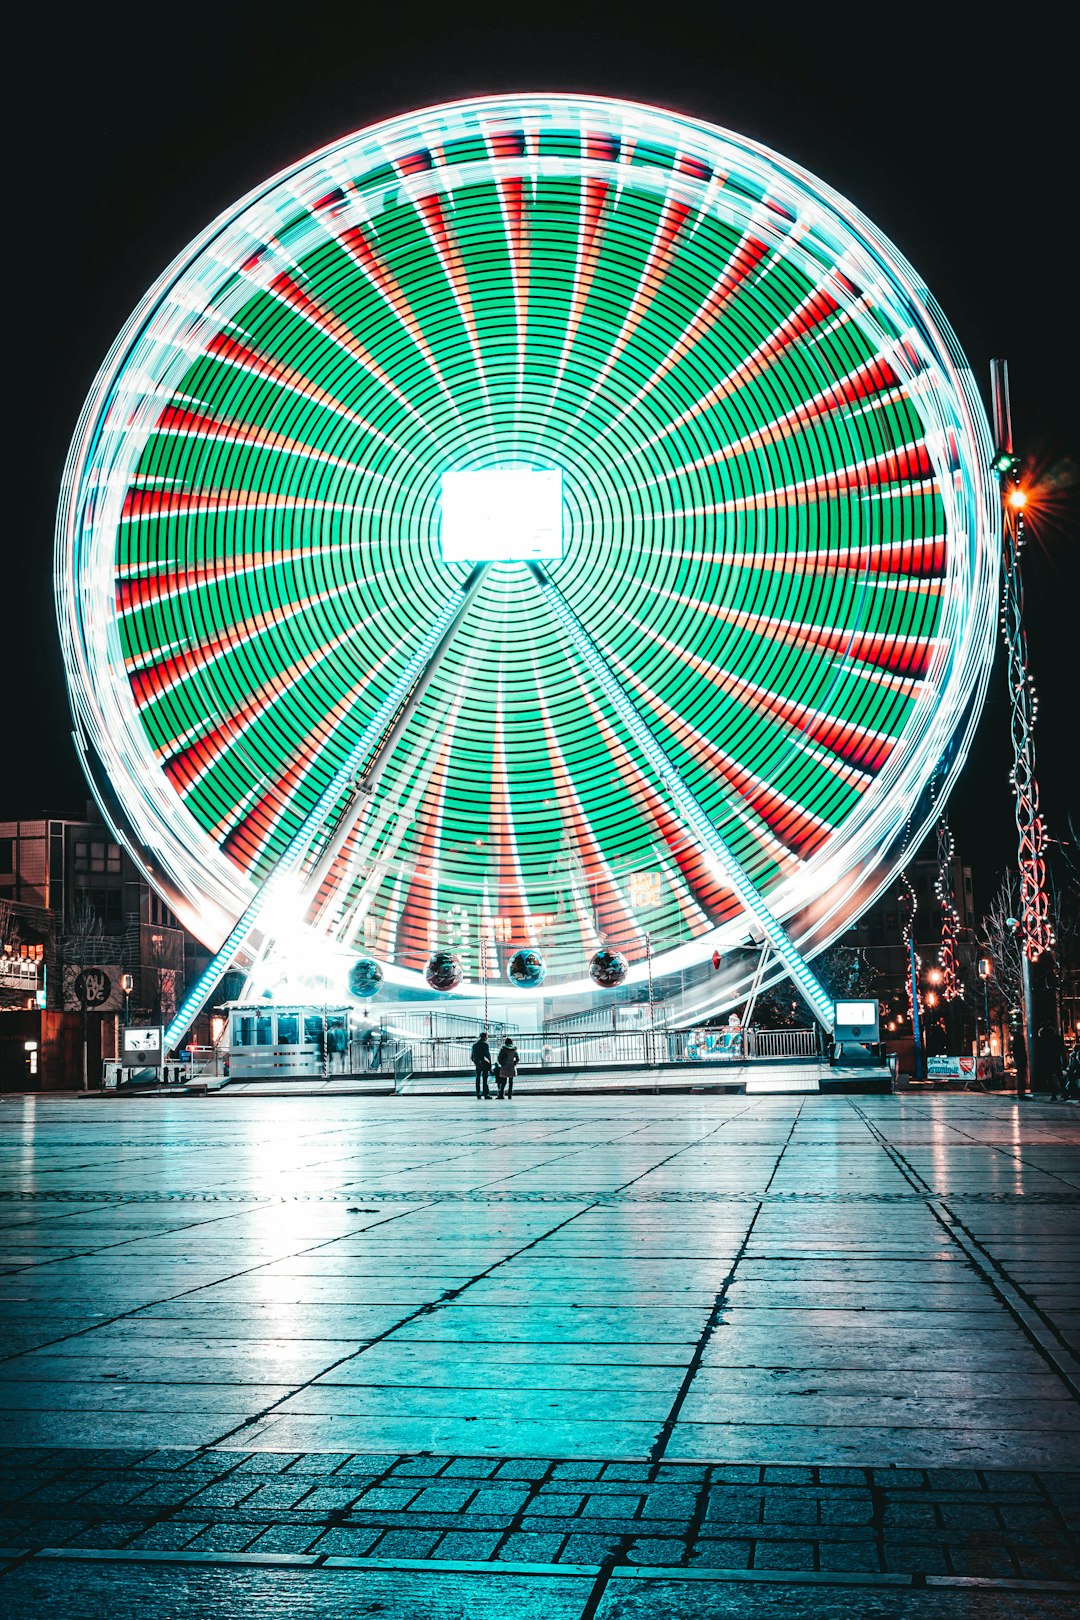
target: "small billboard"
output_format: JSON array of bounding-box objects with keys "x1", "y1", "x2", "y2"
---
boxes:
[
  {"x1": 833, "y1": 1000, "x2": 879, "y2": 1043},
  {"x1": 122, "y1": 1026, "x2": 164, "y2": 1068}
]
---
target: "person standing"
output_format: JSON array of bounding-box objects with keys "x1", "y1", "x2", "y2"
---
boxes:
[
  {"x1": 1037, "y1": 1021, "x2": 1066, "y2": 1100},
  {"x1": 471, "y1": 1031, "x2": 493, "y2": 1099},
  {"x1": 1064, "y1": 1041, "x2": 1080, "y2": 1101},
  {"x1": 495, "y1": 1036, "x2": 518, "y2": 1099}
]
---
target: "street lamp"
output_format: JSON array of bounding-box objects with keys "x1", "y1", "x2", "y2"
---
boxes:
[
  {"x1": 120, "y1": 971, "x2": 134, "y2": 1028},
  {"x1": 977, "y1": 956, "x2": 993, "y2": 1057}
]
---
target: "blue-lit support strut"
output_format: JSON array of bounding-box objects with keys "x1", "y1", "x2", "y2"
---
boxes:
[
  {"x1": 528, "y1": 563, "x2": 835, "y2": 1030},
  {"x1": 165, "y1": 565, "x2": 488, "y2": 1051}
]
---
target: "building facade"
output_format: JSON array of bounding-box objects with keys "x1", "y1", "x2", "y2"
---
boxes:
[{"x1": 1, "y1": 806, "x2": 211, "y2": 1089}]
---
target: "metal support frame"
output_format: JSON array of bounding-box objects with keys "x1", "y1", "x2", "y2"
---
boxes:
[
  {"x1": 991, "y1": 360, "x2": 1054, "y2": 1094},
  {"x1": 909, "y1": 934, "x2": 926, "y2": 1083},
  {"x1": 741, "y1": 941, "x2": 771, "y2": 1036},
  {"x1": 165, "y1": 565, "x2": 488, "y2": 1051},
  {"x1": 528, "y1": 562, "x2": 835, "y2": 1030}
]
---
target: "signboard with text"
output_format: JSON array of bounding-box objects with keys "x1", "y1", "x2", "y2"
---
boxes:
[
  {"x1": 926, "y1": 1055, "x2": 989, "y2": 1081},
  {"x1": 122, "y1": 1026, "x2": 164, "y2": 1069},
  {"x1": 63, "y1": 964, "x2": 124, "y2": 1012}
]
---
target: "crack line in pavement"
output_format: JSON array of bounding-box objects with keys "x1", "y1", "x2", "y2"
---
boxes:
[
  {"x1": 935, "y1": 1113, "x2": 1080, "y2": 1194},
  {"x1": 648, "y1": 1101, "x2": 804, "y2": 1463},
  {"x1": 849, "y1": 1103, "x2": 1080, "y2": 1403},
  {"x1": 200, "y1": 1100, "x2": 763, "y2": 1453}
]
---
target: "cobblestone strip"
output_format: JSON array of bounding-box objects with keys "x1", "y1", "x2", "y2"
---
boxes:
[{"x1": 1, "y1": 1449, "x2": 1077, "y2": 1583}]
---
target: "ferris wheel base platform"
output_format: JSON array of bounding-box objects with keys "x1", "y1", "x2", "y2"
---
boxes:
[
  {"x1": 388, "y1": 1061, "x2": 892, "y2": 1098},
  {"x1": 140, "y1": 1062, "x2": 894, "y2": 1100}
]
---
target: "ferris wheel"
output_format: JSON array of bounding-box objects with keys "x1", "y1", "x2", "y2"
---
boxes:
[{"x1": 57, "y1": 94, "x2": 999, "y2": 1017}]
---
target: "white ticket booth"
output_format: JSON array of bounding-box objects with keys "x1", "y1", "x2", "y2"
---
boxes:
[{"x1": 226, "y1": 1004, "x2": 352, "y2": 1078}]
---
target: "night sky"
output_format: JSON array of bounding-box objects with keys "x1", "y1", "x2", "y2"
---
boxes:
[{"x1": 10, "y1": 2, "x2": 1076, "y2": 909}]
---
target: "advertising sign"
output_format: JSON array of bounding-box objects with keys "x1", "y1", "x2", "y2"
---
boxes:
[
  {"x1": 64, "y1": 964, "x2": 124, "y2": 1012},
  {"x1": 833, "y1": 999, "x2": 880, "y2": 1042},
  {"x1": 122, "y1": 1026, "x2": 164, "y2": 1069},
  {"x1": 926, "y1": 1055, "x2": 988, "y2": 1081}
]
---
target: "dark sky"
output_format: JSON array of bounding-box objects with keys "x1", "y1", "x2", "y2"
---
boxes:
[{"x1": 10, "y1": 2, "x2": 1076, "y2": 908}]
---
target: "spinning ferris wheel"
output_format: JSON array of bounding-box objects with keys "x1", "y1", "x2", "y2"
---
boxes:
[{"x1": 56, "y1": 94, "x2": 999, "y2": 1032}]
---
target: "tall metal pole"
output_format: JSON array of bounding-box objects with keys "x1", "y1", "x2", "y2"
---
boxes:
[
  {"x1": 991, "y1": 361, "x2": 1055, "y2": 1094},
  {"x1": 909, "y1": 935, "x2": 926, "y2": 1082},
  {"x1": 899, "y1": 868, "x2": 924, "y2": 1080},
  {"x1": 935, "y1": 809, "x2": 963, "y2": 1055}
]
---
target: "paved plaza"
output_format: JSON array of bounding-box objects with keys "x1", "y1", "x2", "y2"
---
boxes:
[{"x1": 0, "y1": 1089, "x2": 1077, "y2": 1615}]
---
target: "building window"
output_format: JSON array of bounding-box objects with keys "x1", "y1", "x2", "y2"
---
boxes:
[{"x1": 0, "y1": 839, "x2": 12, "y2": 872}]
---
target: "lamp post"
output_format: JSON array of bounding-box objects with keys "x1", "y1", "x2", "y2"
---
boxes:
[
  {"x1": 120, "y1": 972, "x2": 133, "y2": 1029},
  {"x1": 977, "y1": 956, "x2": 993, "y2": 1058},
  {"x1": 991, "y1": 360, "x2": 1054, "y2": 1095}
]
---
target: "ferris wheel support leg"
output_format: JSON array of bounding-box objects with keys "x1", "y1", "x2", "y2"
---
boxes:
[
  {"x1": 302, "y1": 562, "x2": 493, "y2": 928},
  {"x1": 528, "y1": 564, "x2": 835, "y2": 1031},
  {"x1": 164, "y1": 564, "x2": 489, "y2": 1053}
]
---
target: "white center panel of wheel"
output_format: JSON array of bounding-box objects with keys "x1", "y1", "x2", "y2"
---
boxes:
[{"x1": 440, "y1": 468, "x2": 564, "y2": 563}]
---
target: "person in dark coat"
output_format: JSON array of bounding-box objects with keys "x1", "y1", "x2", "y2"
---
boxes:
[
  {"x1": 1038, "y1": 1022, "x2": 1066, "y2": 1100},
  {"x1": 494, "y1": 1037, "x2": 518, "y2": 1099},
  {"x1": 470, "y1": 1032, "x2": 492, "y2": 1099},
  {"x1": 1065, "y1": 1042, "x2": 1080, "y2": 1101}
]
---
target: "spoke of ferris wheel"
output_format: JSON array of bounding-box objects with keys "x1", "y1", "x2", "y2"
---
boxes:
[
  {"x1": 528, "y1": 562, "x2": 835, "y2": 1030},
  {"x1": 301, "y1": 561, "x2": 493, "y2": 924},
  {"x1": 165, "y1": 563, "x2": 489, "y2": 1051}
]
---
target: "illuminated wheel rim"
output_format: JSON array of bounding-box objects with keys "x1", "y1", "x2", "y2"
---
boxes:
[{"x1": 58, "y1": 94, "x2": 999, "y2": 995}]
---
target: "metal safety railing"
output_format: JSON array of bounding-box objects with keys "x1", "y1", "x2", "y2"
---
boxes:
[
  {"x1": 745, "y1": 1026, "x2": 821, "y2": 1059},
  {"x1": 381, "y1": 1026, "x2": 823, "y2": 1075}
]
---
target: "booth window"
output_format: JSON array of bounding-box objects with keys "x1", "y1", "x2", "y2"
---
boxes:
[{"x1": 277, "y1": 1014, "x2": 299, "y2": 1046}]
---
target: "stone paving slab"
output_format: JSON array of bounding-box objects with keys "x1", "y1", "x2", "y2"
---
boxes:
[{"x1": 1, "y1": 1093, "x2": 1078, "y2": 1609}]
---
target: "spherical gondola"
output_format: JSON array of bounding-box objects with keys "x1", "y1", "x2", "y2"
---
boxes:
[
  {"x1": 589, "y1": 948, "x2": 630, "y2": 989},
  {"x1": 347, "y1": 955, "x2": 383, "y2": 1000},
  {"x1": 507, "y1": 948, "x2": 546, "y2": 989},
  {"x1": 425, "y1": 950, "x2": 465, "y2": 992}
]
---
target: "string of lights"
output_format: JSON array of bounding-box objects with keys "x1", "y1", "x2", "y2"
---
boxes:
[
  {"x1": 934, "y1": 797, "x2": 962, "y2": 1003},
  {"x1": 1000, "y1": 475, "x2": 1055, "y2": 964}
]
